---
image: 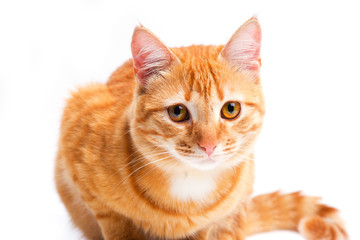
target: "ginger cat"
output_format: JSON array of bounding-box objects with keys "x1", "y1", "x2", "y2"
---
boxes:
[{"x1": 55, "y1": 17, "x2": 347, "y2": 240}]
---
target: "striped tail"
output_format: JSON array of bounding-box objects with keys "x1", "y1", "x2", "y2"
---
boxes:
[{"x1": 245, "y1": 191, "x2": 348, "y2": 240}]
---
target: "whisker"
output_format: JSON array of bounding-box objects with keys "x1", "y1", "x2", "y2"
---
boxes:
[
  {"x1": 117, "y1": 126, "x2": 140, "y2": 138},
  {"x1": 111, "y1": 151, "x2": 167, "y2": 179},
  {"x1": 129, "y1": 151, "x2": 169, "y2": 167},
  {"x1": 236, "y1": 149, "x2": 254, "y2": 156},
  {"x1": 134, "y1": 157, "x2": 173, "y2": 184},
  {"x1": 123, "y1": 144, "x2": 176, "y2": 168},
  {"x1": 234, "y1": 154, "x2": 253, "y2": 166},
  {"x1": 119, "y1": 156, "x2": 173, "y2": 186},
  {"x1": 110, "y1": 144, "x2": 176, "y2": 178}
]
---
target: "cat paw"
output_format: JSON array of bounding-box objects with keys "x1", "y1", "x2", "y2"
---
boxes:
[{"x1": 298, "y1": 216, "x2": 348, "y2": 240}]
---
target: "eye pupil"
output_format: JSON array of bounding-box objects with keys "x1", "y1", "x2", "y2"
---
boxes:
[
  {"x1": 227, "y1": 103, "x2": 235, "y2": 113},
  {"x1": 174, "y1": 106, "x2": 181, "y2": 115}
]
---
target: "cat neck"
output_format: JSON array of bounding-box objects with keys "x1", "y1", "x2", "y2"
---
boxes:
[
  {"x1": 129, "y1": 148, "x2": 254, "y2": 212},
  {"x1": 168, "y1": 165, "x2": 223, "y2": 202}
]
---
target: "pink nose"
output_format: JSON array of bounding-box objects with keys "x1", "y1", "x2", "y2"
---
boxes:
[{"x1": 198, "y1": 141, "x2": 217, "y2": 156}]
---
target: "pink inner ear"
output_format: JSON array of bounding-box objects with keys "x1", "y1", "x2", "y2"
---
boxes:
[
  {"x1": 131, "y1": 27, "x2": 175, "y2": 86},
  {"x1": 220, "y1": 18, "x2": 262, "y2": 71}
]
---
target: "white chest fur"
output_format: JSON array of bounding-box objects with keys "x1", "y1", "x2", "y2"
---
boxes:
[{"x1": 169, "y1": 170, "x2": 219, "y2": 202}]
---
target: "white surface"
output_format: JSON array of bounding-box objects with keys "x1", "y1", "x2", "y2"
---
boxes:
[{"x1": 0, "y1": 0, "x2": 359, "y2": 239}]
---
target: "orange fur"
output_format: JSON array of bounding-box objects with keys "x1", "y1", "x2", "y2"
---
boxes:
[{"x1": 55, "y1": 17, "x2": 347, "y2": 240}]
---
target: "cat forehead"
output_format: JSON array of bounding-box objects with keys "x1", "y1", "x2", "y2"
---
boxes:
[
  {"x1": 144, "y1": 45, "x2": 257, "y2": 103},
  {"x1": 167, "y1": 47, "x2": 226, "y2": 101},
  {"x1": 168, "y1": 88, "x2": 244, "y2": 105},
  {"x1": 182, "y1": 67, "x2": 223, "y2": 101},
  {"x1": 173, "y1": 67, "x2": 248, "y2": 103}
]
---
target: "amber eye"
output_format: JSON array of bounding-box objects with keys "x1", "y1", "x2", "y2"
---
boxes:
[
  {"x1": 221, "y1": 101, "x2": 241, "y2": 120},
  {"x1": 168, "y1": 104, "x2": 189, "y2": 122}
]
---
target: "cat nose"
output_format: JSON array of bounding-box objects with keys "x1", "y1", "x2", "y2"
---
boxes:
[{"x1": 198, "y1": 141, "x2": 218, "y2": 156}]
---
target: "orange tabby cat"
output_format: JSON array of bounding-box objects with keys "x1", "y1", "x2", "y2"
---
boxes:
[{"x1": 55, "y1": 17, "x2": 347, "y2": 240}]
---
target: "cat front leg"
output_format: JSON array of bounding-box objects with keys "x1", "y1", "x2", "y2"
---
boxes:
[
  {"x1": 193, "y1": 206, "x2": 247, "y2": 240},
  {"x1": 95, "y1": 211, "x2": 146, "y2": 240}
]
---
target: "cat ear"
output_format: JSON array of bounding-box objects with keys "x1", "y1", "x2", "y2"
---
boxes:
[
  {"x1": 219, "y1": 17, "x2": 261, "y2": 72},
  {"x1": 131, "y1": 26, "x2": 180, "y2": 87}
]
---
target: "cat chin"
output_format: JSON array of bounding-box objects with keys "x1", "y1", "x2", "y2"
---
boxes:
[
  {"x1": 188, "y1": 162, "x2": 220, "y2": 171},
  {"x1": 166, "y1": 149, "x2": 236, "y2": 172},
  {"x1": 179, "y1": 157, "x2": 226, "y2": 172},
  {"x1": 180, "y1": 155, "x2": 247, "y2": 172}
]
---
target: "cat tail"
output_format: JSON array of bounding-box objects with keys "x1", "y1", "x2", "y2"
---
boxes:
[{"x1": 245, "y1": 191, "x2": 348, "y2": 240}]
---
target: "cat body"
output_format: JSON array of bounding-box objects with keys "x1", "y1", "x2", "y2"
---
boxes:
[{"x1": 56, "y1": 17, "x2": 347, "y2": 240}]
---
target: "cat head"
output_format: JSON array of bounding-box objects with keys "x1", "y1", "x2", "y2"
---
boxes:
[{"x1": 129, "y1": 17, "x2": 264, "y2": 172}]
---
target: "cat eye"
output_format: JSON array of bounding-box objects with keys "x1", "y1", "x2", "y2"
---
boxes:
[
  {"x1": 221, "y1": 101, "x2": 241, "y2": 120},
  {"x1": 168, "y1": 104, "x2": 189, "y2": 122}
]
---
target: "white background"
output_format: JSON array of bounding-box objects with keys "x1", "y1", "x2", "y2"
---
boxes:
[{"x1": 0, "y1": 0, "x2": 359, "y2": 239}]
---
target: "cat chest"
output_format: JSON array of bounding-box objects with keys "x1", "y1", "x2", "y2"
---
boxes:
[{"x1": 169, "y1": 170, "x2": 218, "y2": 202}]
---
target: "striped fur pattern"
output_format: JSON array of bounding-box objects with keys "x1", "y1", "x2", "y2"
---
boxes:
[{"x1": 55, "y1": 17, "x2": 347, "y2": 240}]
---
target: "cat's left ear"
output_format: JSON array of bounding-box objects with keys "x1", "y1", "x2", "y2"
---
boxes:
[
  {"x1": 218, "y1": 17, "x2": 261, "y2": 73},
  {"x1": 131, "y1": 26, "x2": 180, "y2": 87}
]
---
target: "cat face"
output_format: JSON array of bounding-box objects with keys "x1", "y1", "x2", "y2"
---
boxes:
[{"x1": 130, "y1": 18, "x2": 264, "y2": 172}]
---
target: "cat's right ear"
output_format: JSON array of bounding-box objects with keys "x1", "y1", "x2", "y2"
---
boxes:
[{"x1": 131, "y1": 26, "x2": 180, "y2": 87}]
